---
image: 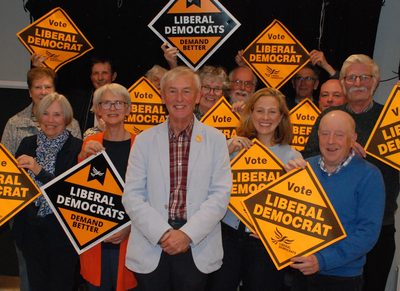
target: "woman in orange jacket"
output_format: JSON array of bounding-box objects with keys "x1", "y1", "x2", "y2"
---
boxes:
[{"x1": 78, "y1": 83, "x2": 137, "y2": 291}]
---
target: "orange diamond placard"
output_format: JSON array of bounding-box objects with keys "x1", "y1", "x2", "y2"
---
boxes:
[
  {"x1": 242, "y1": 163, "x2": 346, "y2": 270},
  {"x1": 243, "y1": 19, "x2": 310, "y2": 88},
  {"x1": 125, "y1": 77, "x2": 168, "y2": 135},
  {"x1": 0, "y1": 144, "x2": 41, "y2": 226},
  {"x1": 17, "y1": 7, "x2": 93, "y2": 72},
  {"x1": 40, "y1": 151, "x2": 130, "y2": 254},
  {"x1": 290, "y1": 99, "x2": 321, "y2": 151},
  {"x1": 230, "y1": 139, "x2": 286, "y2": 232},
  {"x1": 200, "y1": 97, "x2": 240, "y2": 140},
  {"x1": 149, "y1": 0, "x2": 240, "y2": 71},
  {"x1": 365, "y1": 85, "x2": 400, "y2": 170}
]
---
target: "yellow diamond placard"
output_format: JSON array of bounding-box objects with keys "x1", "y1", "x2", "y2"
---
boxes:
[
  {"x1": 17, "y1": 8, "x2": 93, "y2": 72},
  {"x1": 0, "y1": 144, "x2": 41, "y2": 226},
  {"x1": 230, "y1": 139, "x2": 286, "y2": 232},
  {"x1": 290, "y1": 99, "x2": 321, "y2": 151},
  {"x1": 365, "y1": 85, "x2": 400, "y2": 170},
  {"x1": 242, "y1": 163, "x2": 346, "y2": 270},
  {"x1": 148, "y1": 0, "x2": 241, "y2": 71},
  {"x1": 200, "y1": 97, "x2": 241, "y2": 139},
  {"x1": 125, "y1": 77, "x2": 168, "y2": 135},
  {"x1": 40, "y1": 152, "x2": 131, "y2": 254},
  {"x1": 242, "y1": 19, "x2": 310, "y2": 88}
]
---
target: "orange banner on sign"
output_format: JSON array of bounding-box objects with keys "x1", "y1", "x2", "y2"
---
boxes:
[
  {"x1": 0, "y1": 144, "x2": 41, "y2": 226},
  {"x1": 365, "y1": 85, "x2": 400, "y2": 170},
  {"x1": 200, "y1": 97, "x2": 241, "y2": 139},
  {"x1": 125, "y1": 77, "x2": 168, "y2": 135},
  {"x1": 242, "y1": 163, "x2": 346, "y2": 270},
  {"x1": 17, "y1": 7, "x2": 93, "y2": 72},
  {"x1": 243, "y1": 20, "x2": 310, "y2": 89},
  {"x1": 290, "y1": 99, "x2": 321, "y2": 151},
  {"x1": 229, "y1": 139, "x2": 286, "y2": 232}
]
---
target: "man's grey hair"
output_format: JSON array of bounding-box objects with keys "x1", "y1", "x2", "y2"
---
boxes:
[
  {"x1": 340, "y1": 54, "x2": 380, "y2": 96},
  {"x1": 160, "y1": 66, "x2": 201, "y2": 93}
]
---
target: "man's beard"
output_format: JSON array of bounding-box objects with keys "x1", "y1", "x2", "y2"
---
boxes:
[
  {"x1": 346, "y1": 82, "x2": 375, "y2": 97},
  {"x1": 229, "y1": 89, "x2": 250, "y2": 104},
  {"x1": 349, "y1": 86, "x2": 367, "y2": 93}
]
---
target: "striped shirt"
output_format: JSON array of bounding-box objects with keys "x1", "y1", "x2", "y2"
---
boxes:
[
  {"x1": 319, "y1": 148, "x2": 355, "y2": 176},
  {"x1": 168, "y1": 118, "x2": 194, "y2": 220}
]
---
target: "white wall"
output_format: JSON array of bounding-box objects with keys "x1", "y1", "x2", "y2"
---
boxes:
[
  {"x1": 373, "y1": 1, "x2": 400, "y2": 104},
  {"x1": 0, "y1": 1, "x2": 31, "y2": 89},
  {"x1": 373, "y1": 2, "x2": 400, "y2": 289}
]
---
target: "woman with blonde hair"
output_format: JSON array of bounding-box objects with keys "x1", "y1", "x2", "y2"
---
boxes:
[
  {"x1": 13, "y1": 93, "x2": 82, "y2": 291},
  {"x1": 208, "y1": 87, "x2": 302, "y2": 291},
  {"x1": 232, "y1": 87, "x2": 294, "y2": 150}
]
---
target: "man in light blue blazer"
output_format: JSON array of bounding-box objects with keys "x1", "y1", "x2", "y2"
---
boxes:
[{"x1": 122, "y1": 66, "x2": 232, "y2": 291}]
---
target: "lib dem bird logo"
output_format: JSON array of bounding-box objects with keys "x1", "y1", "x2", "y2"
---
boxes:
[
  {"x1": 90, "y1": 167, "x2": 105, "y2": 178},
  {"x1": 271, "y1": 227, "x2": 294, "y2": 245},
  {"x1": 265, "y1": 66, "x2": 280, "y2": 77},
  {"x1": 45, "y1": 50, "x2": 61, "y2": 62},
  {"x1": 132, "y1": 126, "x2": 143, "y2": 135}
]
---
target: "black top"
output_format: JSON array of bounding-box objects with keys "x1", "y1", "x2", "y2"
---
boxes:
[
  {"x1": 102, "y1": 138, "x2": 131, "y2": 249},
  {"x1": 103, "y1": 139, "x2": 131, "y2": 181}
]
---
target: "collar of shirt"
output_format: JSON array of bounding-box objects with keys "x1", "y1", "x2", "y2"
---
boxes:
[
  {"x1": 168, "y1": 117, "x2": 194, "y2": 141},
  {"x1": 345, "y1": 100, "x2": 374, "y2": 114},
  {"x1": 319, "y1": 148, "x2": 355, "y2": 176}
]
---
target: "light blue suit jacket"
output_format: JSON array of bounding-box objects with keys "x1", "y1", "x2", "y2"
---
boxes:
[{"x1": 122, "y1": 117, "x2": 232, "y2": 274}]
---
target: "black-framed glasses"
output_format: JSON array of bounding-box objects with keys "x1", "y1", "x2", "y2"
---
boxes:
[
  {"x1": 98, "y1": 101, "x2": 127, "y2": 110},
  {"x1": 293, "y1": 76, "x2": 316, "y2": 82},
  {"x1": 231, "y1": 80, "x2": 253, "y2": 88},
  {"x1": 201, "y1": 85, "x2": 224, "y2": 95},
  {"x1": 343, "y1": 75, "x2": 373, "y2": 85}
]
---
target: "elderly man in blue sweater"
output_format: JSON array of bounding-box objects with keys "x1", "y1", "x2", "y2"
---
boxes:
[{"x1": 285, "y1": 110, "x2": 385, "y2": 291}]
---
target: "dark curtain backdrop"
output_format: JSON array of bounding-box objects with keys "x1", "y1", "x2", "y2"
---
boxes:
[{"x1": 24, "y1": 0, "x2": 383, "y2": 99}]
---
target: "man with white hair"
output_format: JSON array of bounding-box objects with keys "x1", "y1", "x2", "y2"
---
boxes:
[
  {"x1": 228, "y1": 66, "x2": 257, "y2": 114},
  {"x1": 302, "y1": 54, "x2": 399, "y2": 291},
  {"x1": 122, "y1": 66, "x2": 232, "y2": 290},
  {"x1": 228, "y1": 66, "x2": 257, "y2": 104}
]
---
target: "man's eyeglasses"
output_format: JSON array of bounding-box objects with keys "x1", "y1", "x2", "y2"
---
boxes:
[
  {"x1": 98, "y1": 101, "x2": 127, "y2": 110},
  {"x1": 343, "y1": 75, "x2": 373, "y2": 85},
  {"x1": 201, "y1": 86, "x2": 224, "y2": 95},
  {"x1": 231, "y1": 80, "x2": 253, "y2": 88},
  {"x1": 293, "y1": 76, "x2": 316, "y2": 83}
]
